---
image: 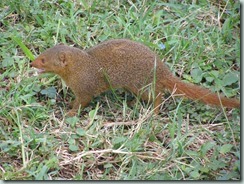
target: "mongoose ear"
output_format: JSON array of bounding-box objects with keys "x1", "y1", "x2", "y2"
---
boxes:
[{"x1": 58, "y1": 52, "x2": 68, "y2": 66}]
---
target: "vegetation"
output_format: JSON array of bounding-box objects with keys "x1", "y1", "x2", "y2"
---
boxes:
[{"x1": 0, "y1": 0, "x2": 240, "y2": 180}]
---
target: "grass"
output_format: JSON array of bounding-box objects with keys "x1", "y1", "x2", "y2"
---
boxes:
[{"x1": 0, "y1": 0, "x2": 240, "y2": 180}]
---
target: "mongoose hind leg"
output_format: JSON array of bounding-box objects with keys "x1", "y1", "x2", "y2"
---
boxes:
[
  {"x1": 153, "y1": 93, "x2": 162, "y2": 115},
  {"x1": 126, "y1": 86, "x2": 162, "y2": 115}
]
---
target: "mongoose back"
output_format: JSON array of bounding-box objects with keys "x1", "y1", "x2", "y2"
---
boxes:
[{"x1": 31, "y1": 39, "x2": 240, "y2": 115}]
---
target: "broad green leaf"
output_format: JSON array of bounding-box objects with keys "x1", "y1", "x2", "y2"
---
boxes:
[
  {"x1": 113, "y1": 136, "x2": 127, "y2": 144},
  {"x1": 76, "y1": 128, "x2": 86, "y2": 136},
  {"x1": 205, "y1": 76, "x2": 214, "y2": 82},
  {"x1": 200, "y1": 166, "x2": 209, "y2": 173},
  {"x1": 185, "y1": 150, "x2": 198, "y2": 156},
  {"x1": 191, "y1": 68, "x2": 203, "y2": 83},
  {"x1": 222, "y1": 73, "x2": 239, "y2": 86},
  {"x1": 69, "y1": 144, "x2": 79, "y2": 151},
  {"x1": 68, "y1": 138, "x2": 76, "y2": 145},
  {"x1": 219, "y1": 144, "x2": 232, "y2": 154},
  {"x1": 66, "y1": 116, "x2": 80, "y2": 127},
  {"x1": 40, "y1": 87, "x2": 57, "y2": 98},
  {"x1": 35, "y1": 165, "x2": 48, "y2": 180},
  {"x1": 190, "y1": 170, "x2": 200, "y2": 179},
  {"x1": 201, "y1": 141, "x2": 215, "y2": 155},
  {"x1": 89, "y1": 109, "x2": 97, "y2": 118},
  {"x1": 210, "y1": 159, "x2": 226, "y2": 170},
  {"x1": 2, "y1": 57, "x2": 15, "y2": 67},
  {"x1": 210, "y1": 70, "x2": 219, "y2": 78}
]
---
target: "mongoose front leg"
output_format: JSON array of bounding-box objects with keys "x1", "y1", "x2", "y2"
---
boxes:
[
  {"x1": 67, "y1": 94, "x2": 93, "y2": 116},
  {"x1": 69, "y1": 99, "x2": 75, "y2": 108}
]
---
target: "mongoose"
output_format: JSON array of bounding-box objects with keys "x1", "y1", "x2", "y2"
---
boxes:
[{"x1": 31, "y1": 39, "x2": 240, "y2": 115}]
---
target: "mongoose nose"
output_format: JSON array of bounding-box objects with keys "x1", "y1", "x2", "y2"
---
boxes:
[{"x1": 30, "y1": 62, "x2": 35, "y2": 67}]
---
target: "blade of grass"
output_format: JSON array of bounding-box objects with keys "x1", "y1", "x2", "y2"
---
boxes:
[{"x1": 12, "y1": 36, "x2": 35, "y2": 61}]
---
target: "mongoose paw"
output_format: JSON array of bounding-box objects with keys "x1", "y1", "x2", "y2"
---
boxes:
[
  {"x1": 127, "y1": 99, "x2": 137, "y2": 107},
  {"x1": 66, "y1": 110, "x2": 77, "y2": 117},
  {"x1": 69, "y1": 100, "x2": 75, "y2": 108}
]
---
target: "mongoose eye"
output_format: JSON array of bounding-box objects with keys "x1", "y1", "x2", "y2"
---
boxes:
[{"x1": 41, "y1": 58, "x2": 45, "y2": 63}]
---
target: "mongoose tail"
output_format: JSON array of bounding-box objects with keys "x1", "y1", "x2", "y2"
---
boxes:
[{"x1": 162, "y1": 74, "x2": 240, "y2": 108}]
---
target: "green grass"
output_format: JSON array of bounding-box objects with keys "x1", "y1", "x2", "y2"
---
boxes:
[{"x1": 0, "y1": 0, "x2": 240, "y2": 180}]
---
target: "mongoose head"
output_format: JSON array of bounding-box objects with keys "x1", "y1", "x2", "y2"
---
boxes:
[{"x1": 31, "y1": 44, "x2": 72, "y2": 75}]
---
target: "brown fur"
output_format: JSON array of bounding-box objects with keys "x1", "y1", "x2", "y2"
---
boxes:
[{"x1": 31, "y1": 39, "x2": 240, "y2": 115}]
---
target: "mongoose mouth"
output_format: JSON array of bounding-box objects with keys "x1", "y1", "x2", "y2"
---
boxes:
[
  {"x1": 31, "y1": 60, "x2": 46, "y2": 73},
  {"x1": 35, "y1": 68, "x2": 46, "y2": 73},
  {"x1": 39, "y1": 69, "x2": 46, "y2": 73}
]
